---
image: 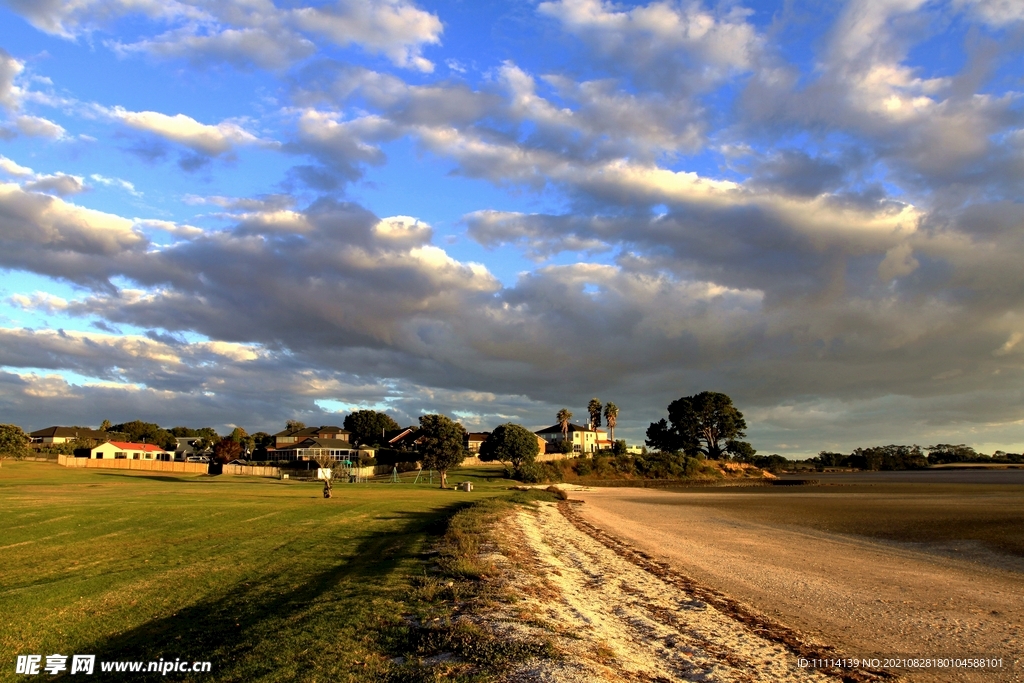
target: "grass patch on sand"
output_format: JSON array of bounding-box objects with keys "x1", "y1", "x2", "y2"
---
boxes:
[{"x1": 0, "y1": 462, "x2": 553, "y2": 682}]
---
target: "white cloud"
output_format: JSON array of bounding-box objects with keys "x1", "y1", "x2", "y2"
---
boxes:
[
  {"x1": 0, "y1": 155, "x2": 33, "y2": 176},
  {"x1": 1, "y1": 0, "x2": 207, "y2": 39},
  {"x1": 23, "y1": 173, "x2": 86, "y2": 196},
  {"x1": 10, "y1": 0, "x2": 442, "y2": 72},
  {"x1": 90, "y1": 173, "x2": 141, "y2": 196},
  {"x1": 15, "y1": 115, "x2": 65, "y2": 138},
  {"x1": 133, "y1": 218, "x2": 204, "y2": 238},
  {"x1": 0, "y1": 48, "x2": 25, "y2": 110},
  {"x1": 538, "y1": 0, "x2": 760, "y2": 92},
  {"x1": 0, "y1": 181, "x2": 146, "y2": 255},
  {"x1": 953, "y1": 0, "x2": 1024, "y2": 26},
  {"x1": 105, "y1": 106, "x2": 264, "y2": 155},
  {"x1": 291, "y1": 0, "x2": 443, "y2": 72},
  {"x1": 112, "y1": 25, "x2": 316, "y2": 71}
]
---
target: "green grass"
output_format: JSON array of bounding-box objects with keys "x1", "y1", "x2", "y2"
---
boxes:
[{"x1": 0, "y1": 461, "x2": 532, "y2": 682}]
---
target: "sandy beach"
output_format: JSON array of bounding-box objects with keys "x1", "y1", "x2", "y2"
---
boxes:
[{"x1": 564, "y1": 487, "x2": 1023, "y2": 682}]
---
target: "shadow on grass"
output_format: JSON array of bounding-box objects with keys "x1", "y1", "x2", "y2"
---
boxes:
[
  {"x1": 61, "y1": 501, "x2": 476, "y2": 682},
  {"x1": 94, "y1": 473, "x2": 217, "y2": 484}
]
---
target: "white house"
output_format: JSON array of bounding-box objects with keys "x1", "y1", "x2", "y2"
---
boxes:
[
  {"x1": 535, "y1": 423, "x2": 601, "y2": 454},
  {"x1": 87, "y1": 441, "x2": 173, "y2": 461}
]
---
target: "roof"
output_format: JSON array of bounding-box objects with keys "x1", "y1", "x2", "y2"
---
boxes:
[
  {"x1": 31, "y1": 426, "x2": 107, "y2": 439},
  {"x1": 278, "y1": 438, "x2": 356, "y2": 450},
  {"x1": 273, "y1": 425, "x2": 350, "y2": 438},
  {"x1": 387, "y1": 428, "x2": 417, "y2": 444},
  {"x1": 466, "y1": 432, "x2": 490, "y2": 440},
  {"x1": 104, "y1": 441, "x2": 168, "y2": 453},
  {"x1": 536, "y1": 423, "x2": 598, "y2": 435}
]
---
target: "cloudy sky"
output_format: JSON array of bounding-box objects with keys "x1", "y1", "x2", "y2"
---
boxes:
[{"x1": 0, "y1": 0, "x2": 1022, "y2": 456}]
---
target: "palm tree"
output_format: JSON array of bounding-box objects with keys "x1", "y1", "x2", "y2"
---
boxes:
[
  {"x1": 556, "y1": 408, "x2": 573, "y2": 445},
  {"x1": 604, "y1": 402, "x2": 619, "y2": 442},
  {"x1": 587, "y1": 398, "x2": 602, "y2": 429}
]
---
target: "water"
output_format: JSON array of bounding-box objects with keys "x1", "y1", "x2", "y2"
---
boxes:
[{"x1": 782, "y1": 468, "x2": 1024, "y2": 485}]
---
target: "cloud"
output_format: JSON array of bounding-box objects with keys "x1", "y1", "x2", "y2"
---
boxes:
[
  {"x1": 15, "y1": 114, "x2": 66, "y2": 139},
  {"x1": 953, "y1": 0, "x2": 1024, "y2": 26},
  {"x1": 90, "y1": 173, "x2": 141, "y2": 196},
  {"x1": 0, "y1": 182, "x2": 147, "y2": 284},
  {"x1": 538, "y1": 0, "x2": 760, "y2": 93},
  {"x1": 0, "y1": 0, "x2": 204, "y2": 38},
  {"x1": 113, "y1": 25, "x2": 316, "y2": 71},
  {"x1": 291, "y1": 0, "x2": 443, "y2": 72},
  {"x1": 104, "y1": 106, "x2": 264, "y2": 156},
  {"x1": 0, "y1": 48, "x2": 25, "y2": 109},
  {"x1": 9, "y1": 0, "x2": 442, "y2": 72},
  {"x1": 0, "y1": 155, "x2": 33, "y2": 176},
  {"x1": 23, "y1": 173, "x2": 86, "y2": 196}
]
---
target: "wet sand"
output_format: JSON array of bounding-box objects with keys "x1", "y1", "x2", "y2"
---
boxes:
[{"x1": 571, "y1": 486, "x2": 1023, "y2": 682}]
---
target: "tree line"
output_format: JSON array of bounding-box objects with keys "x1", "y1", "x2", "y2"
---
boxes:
[{"x1": 811, "y1": 443, "x2": 1023, "y2": 470}]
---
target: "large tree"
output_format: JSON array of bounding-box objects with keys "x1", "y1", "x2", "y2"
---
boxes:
[
  {"x1": 556, "y1": 408, "x2": 572, "y2": 442},
  {"x1": 587, "y1": 398, "x2": 602, "y2": 429},
  {"x1": 109, "y1": 420, "x2": 177, "y2": 450},
  {"x1": 0, "y1": 424, "x2": 30, "y2": 466},
  {"x1": 478, "y1": 423, "x2": 540, "y2": 477},
  {"x1": 344, "y1": 410, "x2": 401, "y2": 446},
  {"x1": 417, "y1": 414, "x2": 467, "y2": 489},
  {"x1": 646, "y1": 391, "x2": 749, "y2": 460},
  {"x1": 603, "y1": 402, "x2": 619, "y2": 442},
  {"x1": 212, "y1": 438, "x2": 241, "y2": 464}
]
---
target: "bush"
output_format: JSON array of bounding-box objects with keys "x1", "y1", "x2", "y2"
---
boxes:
[{"x1": 545, "y1": 485, "x2": 569, "y2": 500}]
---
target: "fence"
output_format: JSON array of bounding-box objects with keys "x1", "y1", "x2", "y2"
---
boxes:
[
  {"x1": 222, "y1": 464, "x2": 281, "y2": 478},
  {"x1": 57, "y1": 454, "x2": 209, "y2": 474}
]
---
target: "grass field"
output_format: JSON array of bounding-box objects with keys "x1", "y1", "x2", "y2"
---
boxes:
[
  {"x1": 0, "y1": 461, "x2": 526, "y2": 682},
  {"x1": 650, "y1": 481, "x2": 1024, "y2": 562}
]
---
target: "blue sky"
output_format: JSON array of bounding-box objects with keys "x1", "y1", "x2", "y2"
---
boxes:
[{"x1": 1, "y1": 0, "x2": 1023, "y2": 456}]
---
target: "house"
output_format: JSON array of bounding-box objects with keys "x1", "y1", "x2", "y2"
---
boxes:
[
  {"x1": 30, "y1": 426, "x2": 107, "y2": 444},
  {"x1": 173, "y1": 437, "x2": 212, "y2": 461},
  {"x1": 272, "y1": 425, "x2": 350, "y2": 449},
  {"x1": 535, "y1": 423, "x2": 601, "y2": 455},
  {"x1": 272, "y1": 438, "x2": 367, "y2": 463},
  {"x1": 386, "y1": 427, "x2": 420, "y2": 451},
  {"x1": 85, "y1": 441, "x2": 173, "y2": 461},
  {"x1": 465, "y1": 432, "x2": 490, "y2": 453}
]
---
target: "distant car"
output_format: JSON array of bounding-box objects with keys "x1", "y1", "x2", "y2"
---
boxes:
[{"x1": 185, "y1": 455, "x2": 210, "y2": 463}]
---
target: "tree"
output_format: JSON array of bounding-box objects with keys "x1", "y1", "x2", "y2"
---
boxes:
[
  {"x1": 285, "y1": 419, "x2": 306, "y2": 431},
  {"x1": 228, "y1": 427, "x2": 254, "y2": 455},
  {"x1": 0, "y1": 424, "x2": 30, "y2": 466},
  {"x1": 344, "y1": 410, "x2": 401, "y2": 446},
  {"x1": 417, "y1": 414, "x2": 467, "y2": 489},
  {"x1": 100, "y1": 419, "x2": 112, "y2": 432},
  {"x1": 726, "y1": 439, "x2": 757, "y2": 462},
  {"x1": 109, "y1": 420, "x2": 177, "y2": 450},
  {"x1": 645, "y1": 391, "x2": 746, "y2": 460},
  {"x1": 604, "y1": 402, "x2": 618, "y2": 442},
  {"x1": 556, "y1": 408, "x2": 572, "y2": 443},
  {"x1": 478, "y1": 423, "x2": 540, "y2": 477},
  {"x1": 587, "y1": 398, "x2": 602, "y2": 428},
  {"x1": 212, "y1": 438, "x2": 241, "y2": 464},
  {"x1": 251, "y1": 432, "x2": 273, "y2": 458}
]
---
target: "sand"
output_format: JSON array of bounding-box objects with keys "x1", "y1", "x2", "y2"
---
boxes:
[
  {"x1": 566, "y1": 487, "x2": 1023, "y2": 683},
  {"x1": 486, "y1": 501, "x2": 839, "y2": 682}
]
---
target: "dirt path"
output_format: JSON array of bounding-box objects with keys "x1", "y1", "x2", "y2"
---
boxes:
[
  {"x1": 569, "y1": 487, "x2": 1022, "y2": 683},
  {"x1": 497, "y1": 501, "x2": 843, "y2": 682}
]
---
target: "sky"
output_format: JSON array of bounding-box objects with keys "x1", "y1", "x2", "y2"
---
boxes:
[{"x1": 0, "y1": 0, "x2": 1022, "y2": 457}]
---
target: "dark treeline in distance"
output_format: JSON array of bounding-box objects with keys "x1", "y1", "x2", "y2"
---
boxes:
[{"x1": 806, "y1": 443, "x2": 1024, "y2": 471}]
